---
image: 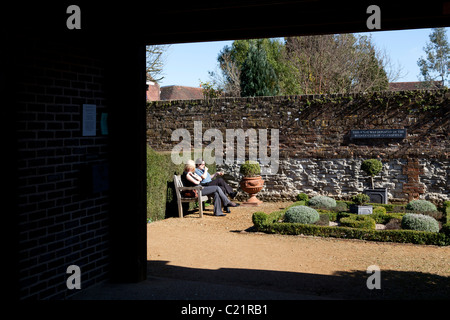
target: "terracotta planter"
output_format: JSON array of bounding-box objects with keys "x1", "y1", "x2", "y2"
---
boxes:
[{"x1": 239, "y1": 176, "x2": 264, "y2": 206}]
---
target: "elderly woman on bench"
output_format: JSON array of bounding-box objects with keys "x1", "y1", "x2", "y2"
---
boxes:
[{"x1": 182, "y1": 160, "x2": 239, "y2": 216}]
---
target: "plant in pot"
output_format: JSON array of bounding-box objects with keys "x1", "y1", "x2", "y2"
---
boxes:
[
  {"x1": 360, "y1": 158, "x2": 387, "y2": 204},
  {"x1": 350, "y1": 193, "x2": 373, "y2": 215},
  {"x1": 239, "y1": 161, "x2": 264, "y2": 206}
]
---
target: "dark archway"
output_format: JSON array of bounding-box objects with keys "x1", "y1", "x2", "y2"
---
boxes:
[{"x1": 4, "y1": 1, "x2": 449, "y2": 299}]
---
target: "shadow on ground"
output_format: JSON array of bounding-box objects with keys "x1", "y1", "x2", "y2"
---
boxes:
[{"x1": 148, "y1": 260, "x2": 450, "y2": 300}]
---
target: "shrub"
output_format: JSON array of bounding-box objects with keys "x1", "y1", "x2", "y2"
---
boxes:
[
  {"x1": 370, "y1": 212, "x2": 404, "y2": 224},
  {"x1": 308, "y1": 196, "x2": 336, "y2": 208},
  {"x1": 252, "y1": 211, "x2": 268, "y2": 228},
  {"x1": 445, "y1": 201, "x2": 450, "y2": 224},
  {"x1": 401, "y1": 213, "x2": 439, "y2": 233},
  {"x1": 334, "y1": 201, "x2": 348, "y2": 212},
  {"x1": 340, "y1": 215, "x2": 376, "y2": 230},
  {"x1": 316, "y1": 213, "x2": 330, "y2": 226},
  {"x1": 373, "y1": 206, "x2": 386, "y2": 215},
  {"x1": 440, "y1": 223, "x2": 450, "y2": 238},
  {"x1": 284, "y1": 206, "x2": 320, "y2": 224},
  {"x1": 361, "y1": 159, "x2": 383, "y2": 189},
  {"x1": 317, "y1": 209, "x2": 337, "y2": 222},
  {"x1": 296, "y1": 193, "x2": 309, "y2": 202},
  {"x1": 352, "y1": 193, "x2": 370, "y2": 205},
  {"x1": 406, "y1": 200, "x2": 437, "y2": 213},
  {"x1": 239, "y1": 160, "x2": 261, "y2": 177},
  {"x1": 252, "y1": 211, "x2": 450, "y2": 246},
  {"x1": 361, "y1": 159, "x2": 383, "y2": 177},
  {"x1": 147, "y1": 147, "x2": 187, "y2": 221},
  {"x1": 385, "y1": 218, "x2": 402, "y2": 230}
]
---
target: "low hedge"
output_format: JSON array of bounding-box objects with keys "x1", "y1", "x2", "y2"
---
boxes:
[
  {"x1": 339, "y1": 202, "x2": 406, "y2": 212},
  {"x1": 444, "y1": 201, "x2": 450, "y2": 224},
  {"x1": 340, "y1": 215, "x2": 376, "y2": 230},
  {"x1": 252, "y1": 211, "x2": 449, "y2": 246}
]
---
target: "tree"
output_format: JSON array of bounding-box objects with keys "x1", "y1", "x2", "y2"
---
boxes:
[
  {"x1": 240, "y1": 42, "x2": 279, "y2": 97},
  {"x1": 361, "y1": 159, "x2": 383, "y2": 189},
  {"x1": 283, "y1": 34, "x2": 391, "y2": 95},
  {"x1": 212, "y1": 39, "x2": 284, "y2": 96},
  {"x1": 211, "y1": 35, "x2": 397, "y2": 96},
  {"x1": 146, "y1": 45, "x2": 170, "y2": 82},
  {"x1": 417, "y1": 28, "x2": 450, "y2": 88}
]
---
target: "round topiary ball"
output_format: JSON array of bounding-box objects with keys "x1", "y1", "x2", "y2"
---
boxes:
[
  {"x1": 406, "y1": 200, "x2": 437, "y2": 213},
  {"x1": 308, "y1": 195, "x2": 336, "y2": 208},
  {"x1": 401, "y1": 213, "x2": 439, "y2": 233},
  {"x1": 361, "y1": 159, "x2": 383, "y2": 177},
  {"x1": 284, "y1": 205, "x2": 320, "y2": 224}
]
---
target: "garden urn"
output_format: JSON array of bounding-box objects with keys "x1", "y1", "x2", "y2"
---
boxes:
[
  {"x1": 240, "y1": 176, "x2": 264, "y2": 206},
  {"x1": 239, "y1": 161, "x2": 264, "y2": 206}
]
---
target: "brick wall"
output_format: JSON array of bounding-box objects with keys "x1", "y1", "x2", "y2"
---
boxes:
[
  {"x1": 147, "y1": 92, "x2": 450, "y2": 159},
  {"x1": 14, "y1": 38, "x2": 110, "y2": 299},
  {"x1": 147, "y1": 92, "x2": 449, "y2": 202}
]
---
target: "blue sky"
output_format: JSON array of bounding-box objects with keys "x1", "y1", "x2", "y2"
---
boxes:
[{"x1": 157, "y1": 27, "x2": 450, "y2": 88}]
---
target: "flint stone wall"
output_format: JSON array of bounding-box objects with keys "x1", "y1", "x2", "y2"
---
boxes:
[{"x1": 219, "y1": 158, "x2": 449, "y2": 203}]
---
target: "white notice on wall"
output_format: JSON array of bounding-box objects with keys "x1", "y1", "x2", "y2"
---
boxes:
[{"x1": 82, "y1": 104, "x2": 96, "y2": 136}]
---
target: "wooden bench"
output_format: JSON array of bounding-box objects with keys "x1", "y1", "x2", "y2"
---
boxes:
[{"x1": 173, "y1": 175, "x2": 208, "y2": 218}]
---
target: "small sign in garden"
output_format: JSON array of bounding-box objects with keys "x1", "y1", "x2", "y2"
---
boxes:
[{"x1": 350, "y1": 129, "x2": 407, "y2": 139}]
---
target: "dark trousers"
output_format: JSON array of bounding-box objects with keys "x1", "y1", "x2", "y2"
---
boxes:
[
  {"x1": 201, "y1": 186, "x2": 231, "y2": 216},
  {"x1": 202, "y1": 178, "x2": 233, "y2": 195}
]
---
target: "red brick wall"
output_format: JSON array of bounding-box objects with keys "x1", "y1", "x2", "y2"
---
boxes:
[
  {"x1": 402, "y1": 158, "x2": 426, "y2": 201},
  {"x1": 14, "y1": 39, "x2": 110, "y2": 299},
  {"x1": 146, "y1": 81, "x2": 160, "y2": 101}
]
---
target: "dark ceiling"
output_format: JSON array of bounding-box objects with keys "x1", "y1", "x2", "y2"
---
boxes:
[{"x1": 3, "y1": 1, "x2": 450, "y2": 44}]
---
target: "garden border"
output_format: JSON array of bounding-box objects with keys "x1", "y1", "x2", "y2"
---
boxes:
[{"x1": 252, "y1": 202, "x2": 450, "y2": 246}]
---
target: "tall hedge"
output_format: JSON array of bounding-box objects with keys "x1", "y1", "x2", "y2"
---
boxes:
[{"x1": 146, "y1": 147, "x2": 216, "y2": 221}]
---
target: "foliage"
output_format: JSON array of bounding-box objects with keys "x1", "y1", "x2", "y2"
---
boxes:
[
  {"x1": 373, "y1": 206, "x2": 386, "y2": 215},
  {"x1": 417, "y1": 28, "x2": 450, "y2": 87},
  {"x1": 369, "y1": 212, "x2": 404, "y2": 224},
  {"x1": 385, "y1": 218, "x2": 402, "y2": 230},
  {"x1": 401, "y1": 213, "x2": 440, "y2": 233},
  {"x1": 352, "y1": 193, "x2": 370, "y2": 206},
  {"x1": 334, "y1": 201, "x2": 349, "y2": 212},
  {"x1": 361, "y1": 159, "x2": 383, "y2": 177},
  {"x1": 214, "y1": 34, "x2": 394, "y2": 96},
  {"x1": 240, "y1": 41, "x2": 279, "y2": 97},
  {"x1": 252, "y1": 210, "x2": 449, "y2": 246},
  {"x1": 252, "y1": 211, "x2": 268, "y2": 227},
  {"x1": 147, "y1": 148, "x2": 182, "y2": 221},
  {"x1": 406, "y1": 200, "x2": 437, "y2": 213},
  {"x1": 215, "y1": 38, "x2": 285, "y2": 96},
  {"x1": 340, "y1": 215, "x2": 376, "y2": 230},
  {"x1": 283, "y1": 34, "x2": 390, "y2": 95},
  {"x1": 441, "y1": 223, "x2": 450, "y2": 238},
  {"x1": 445, "y1": 201, "x2": 450, "y2": 224},
  {"x1": 146, "y1": 147, "x2": 216, "y2": 221},
  {"x1": 284, "y1": 205, "x2": 320, "y2": 224},
  {"x1": 308, "y1": 195, "x2": 336, "y2": 208},
  {"x1": 296, "y1": 193, "x2": 309, "y2": 202},
  {"x1": 361, "y1": 159, "x2": 383, "y2": 188},
  {"x1": 199, "y1": 80, "x2": 223, "y2": 98},
  {"x1": 239, "y1": 160, "x2": 261, "y2": 177}
]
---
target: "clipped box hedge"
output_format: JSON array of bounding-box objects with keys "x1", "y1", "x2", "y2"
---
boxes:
[{"x1": 252, "y1": 208, "x2": 450, "y2": 246}]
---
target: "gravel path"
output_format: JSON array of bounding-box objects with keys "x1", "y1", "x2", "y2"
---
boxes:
[{"x1": 147, "y1": 202, "x2": 450, "y2": 299}]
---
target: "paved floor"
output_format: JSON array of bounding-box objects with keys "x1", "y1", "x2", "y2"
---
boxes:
[{"x1": 70, "y1": 275, "x2": 331, "y2": 300}]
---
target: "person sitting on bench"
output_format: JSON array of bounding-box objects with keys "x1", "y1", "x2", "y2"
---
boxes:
[
  {"x1": 195, "y1": 158, "x2": 238, "y2": 201},
  {"x1": 182, "y1": 160, "x2": 239, "y2": 216}
]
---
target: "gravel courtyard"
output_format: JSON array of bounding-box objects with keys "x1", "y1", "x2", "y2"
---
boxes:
[{"x1": 147, "y1": 202, "x2": 450, "y2": 299}]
